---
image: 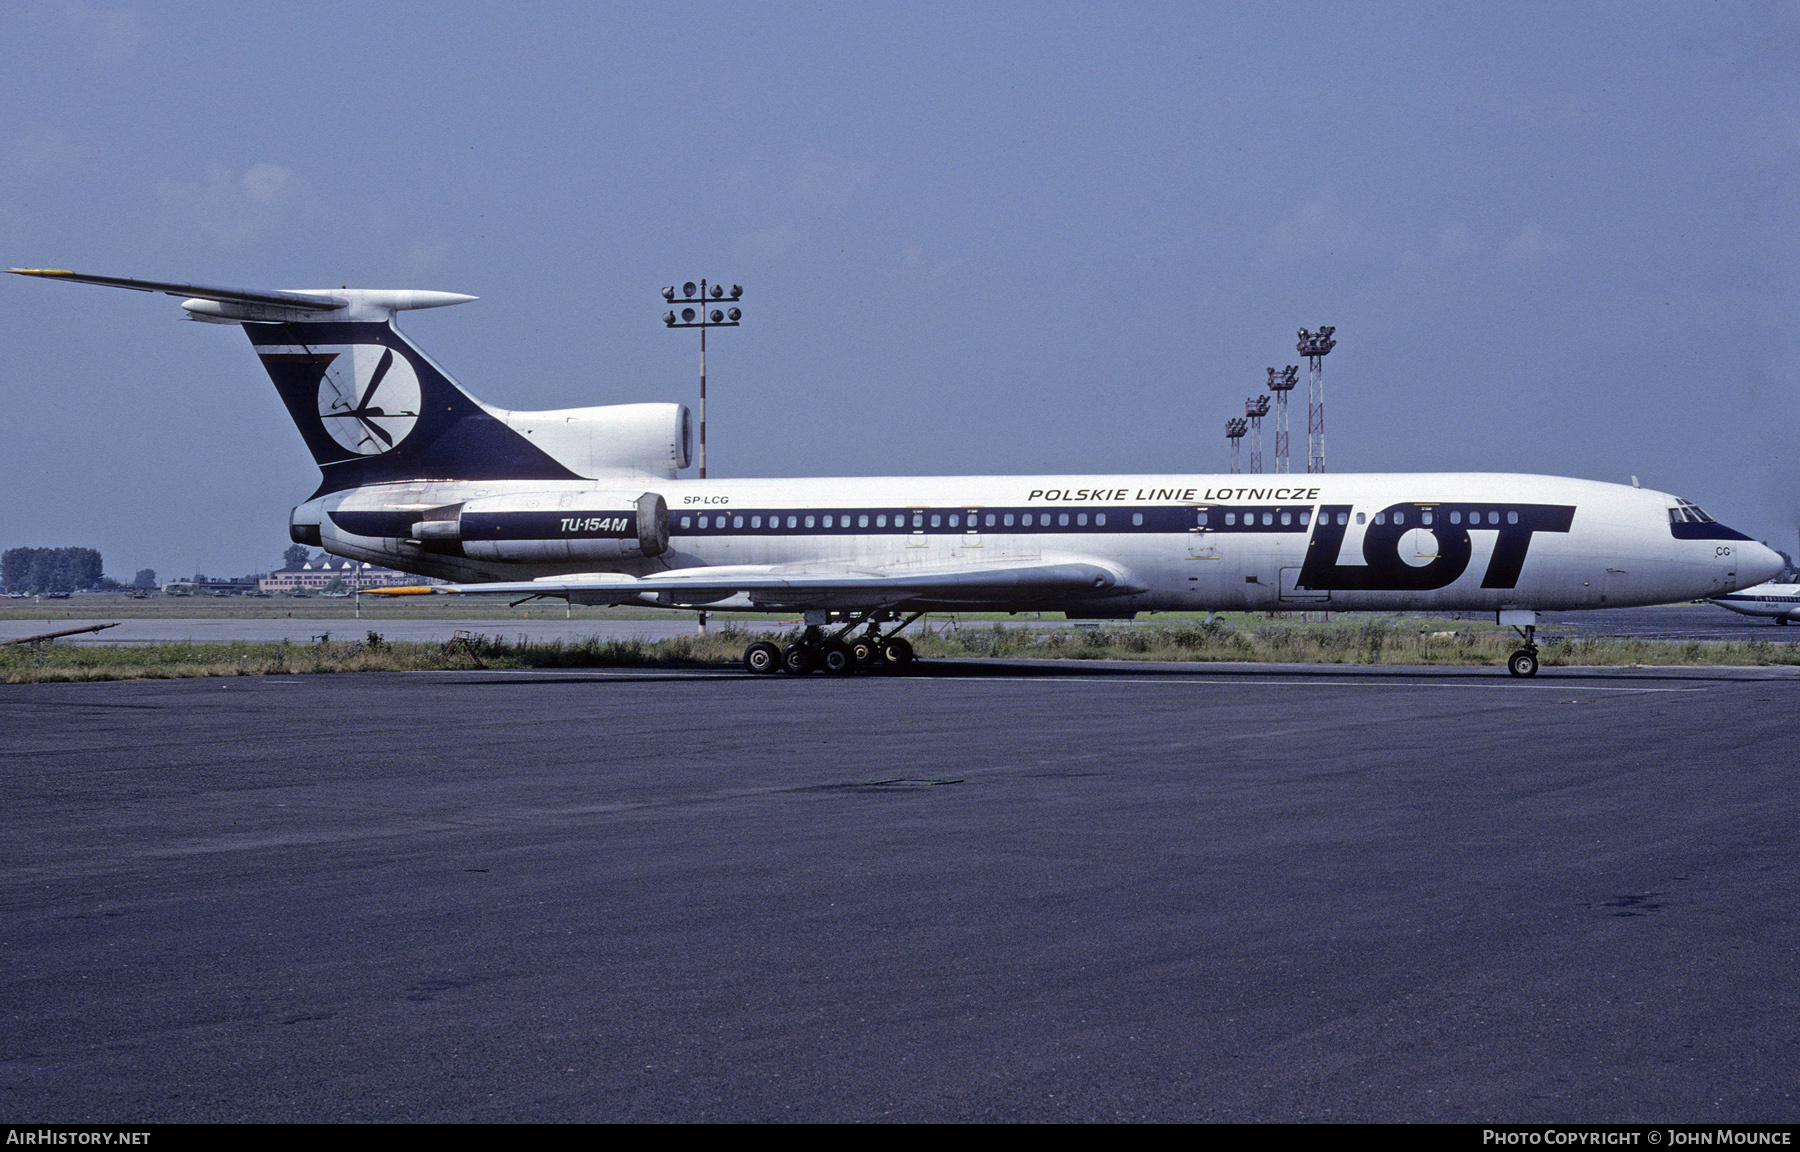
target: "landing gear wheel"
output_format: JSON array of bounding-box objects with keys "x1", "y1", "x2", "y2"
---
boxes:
[
  {"x1": 780, "y1": 644, "x2": 816, "y2": 675},
  {"x1": 743, "y1": 641, "x2": 781, "y2": 675},
  {"x1": 820, "y1": 640, "x2": 857, "y2": 675},
  {"x1": 848, "y1": 637, "x2": 880, "y2": 666},
  {"x1": 880, "y1": 637, "x2": 915, "y2": 667},
  {"x1": 1507, "y1": 649, "x2": 1539, "y2": 678}
]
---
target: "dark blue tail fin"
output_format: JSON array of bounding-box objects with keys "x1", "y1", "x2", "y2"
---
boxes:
[{"x1": 247, "y1": 321, "x2": 580, "y2": 497}]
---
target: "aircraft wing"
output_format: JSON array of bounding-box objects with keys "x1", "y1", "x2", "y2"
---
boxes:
[
  {"x1": 4, "y1": 268, "x2": 347, "y2": 310},
  {"x1": 372, "y1": 558, "x2": 1139, "y2": 609}
]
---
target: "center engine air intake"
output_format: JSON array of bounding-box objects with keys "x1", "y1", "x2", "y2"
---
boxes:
[{"x1": 412, "y1": 491, "x2": 669, "y2": 561}]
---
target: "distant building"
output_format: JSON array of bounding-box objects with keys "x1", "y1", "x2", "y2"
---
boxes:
[
  {"x1": 163, "y1": 575, "x2": 265, "y2": 596},
  {"x1": 259, "y1": 556, "x2": 432, "y2": 593}
]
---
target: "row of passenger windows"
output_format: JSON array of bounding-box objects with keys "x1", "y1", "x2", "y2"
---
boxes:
[
  {"x1": 675, "y1": 507, "x2": 1531, "y2": 532},
  {"x1": 1199, "y1": 510, "x2": 1307, "y2": 527},
  {"x1": 680, "y1": 511, "x2": 1121, "y2": 531},
  {"x1": 1192, "y1": 509, "x2": 1521, "y2": 527}
]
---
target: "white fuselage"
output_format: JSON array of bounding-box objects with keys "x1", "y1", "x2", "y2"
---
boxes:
[
  {"x1": 301, "y1": 471, "x2": 1779, "y2": 615},
  {"x1": 1710, "y1": 582, "x2": 1800, "y2": 622}
]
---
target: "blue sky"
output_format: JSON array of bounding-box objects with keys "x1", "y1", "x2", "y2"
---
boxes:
[{"x1": 2, "y1": 2, "x2": 1795, "y2": 579}]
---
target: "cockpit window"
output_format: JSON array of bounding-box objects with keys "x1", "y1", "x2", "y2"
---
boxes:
[{"x1": 1669, "y1": 500, "x2": 1717, "y2": 525}]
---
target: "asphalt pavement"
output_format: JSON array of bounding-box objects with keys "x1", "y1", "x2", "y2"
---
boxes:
[{"x1": 3, "y1": 660, "x2": 1797, "y2": 1122}]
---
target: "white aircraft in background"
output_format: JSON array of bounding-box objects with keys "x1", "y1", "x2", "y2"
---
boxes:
[
  {"x1": 1710, "y1": 582, "x2": 1800, "y2": 624},
  {"x1": 8, "y1": 267, "x2": 1783, "y2": 678}
]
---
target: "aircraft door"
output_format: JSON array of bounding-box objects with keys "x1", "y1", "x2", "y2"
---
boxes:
[
  {"x1": 1184, "y1": 519, "x2": 1225, "y2": 601},
  {"x1": 1186, "y1": 524, "x2": 1218, "y2": 560},
  {"x1": 1279, "y1": 567, "x2": 1329, "y2": 602}
]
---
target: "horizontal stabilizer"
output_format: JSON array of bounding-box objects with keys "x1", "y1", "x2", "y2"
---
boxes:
[
  {"x1": 7, "y1": 268, "x2": 345, "y2": 310},
  {"x1": 6, "y1": 268, "x2": 475, "y2": 323}
]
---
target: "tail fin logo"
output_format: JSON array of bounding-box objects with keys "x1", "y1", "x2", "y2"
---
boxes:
[{"x1": 317, "y1": 344, "x2": 421, "y2": 455}]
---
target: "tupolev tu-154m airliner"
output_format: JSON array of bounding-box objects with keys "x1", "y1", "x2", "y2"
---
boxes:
[
  {"x1": 1710, "y1": 582, "x2": 1800, "y2": 624},
  {"x1": 9, "y1": 267, "x2": 1782, "y2": 678}
]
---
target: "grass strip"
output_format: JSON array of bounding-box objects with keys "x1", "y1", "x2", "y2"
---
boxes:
[{"x1": 4, "y1": 617, "x2": 1798, "y2": 683}]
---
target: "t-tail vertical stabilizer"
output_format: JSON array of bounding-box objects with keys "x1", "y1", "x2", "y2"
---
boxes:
[
  {"x1": 5, "y1": 268, "x2": 693, "y2": 497},
  {"x1": 246, "y1": 319, "x2": 584, "y2": 496}
]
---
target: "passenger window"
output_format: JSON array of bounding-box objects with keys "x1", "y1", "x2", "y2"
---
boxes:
[
  {"x1": 1132, "y1": 513, "x2": 1143, "y2": 526},
  {"x1": 787, "y1": 516, "x2": 798, "y2": 529},
  {"x1": 1506, "y1": 511, "x2": 1518, "y2": 525},
  {"x1": 1280, "y1": 512, "x2": 1291, "y2": 526},
  {"x1": 949, "y1": 515, "x2": 959, "y2": 527},
  {"x1": 1198, "y1": 512, "x2": 1208, "y2": 526},
  {"x1": 1225, "y1": 513, "x2": 1236, "y2": 526},
  {"x1": 1262, "y1": 512, "x2": 1273, "y2": 526},
  {"x1": 733, "y1": 516, "x2": 744, "y2": 529},
  {"x1": 751, "y1": 516, "x2": 762, "y2": 528},
  {"x1": 1095, "y1": 513, "x2": 1106, "y2": 526},
  {"x1": 1299, "y1": 511, "x2": 1310, "y2": 526},
  {"x1": 1058, "y1": 513, "x2": 1070, "y2": 526},
  {"x1": 1450, "y1": 511, "x2": 1460, "y2": 524},
  {"x1": 912, "y1": 514, "x2": 923, "y2": 527},
  {"x1": 1394, "y1": 512, "x2": 1404, "y2": 525},
  {"x1": 1004, "y1": 513, "x2": 1015, "y2": 526},
  {"x1": 930, "y1": 514, "x2": 941, "y2": 528},
  {"x1": 680, "y1": 516, "x2": 692, "y2": 529},
  {"x1": 876, "y1": 514, "x2": 887, "y2": 528},
  {"x1": 859, "y1": 514, "x2": 869, "y2": 528},
  {"x1": 1422, "y1": 511, "x2": 1433, "y2": 525},
  {"x1": 986, "y1": 514, "x2": 996, "y2": 527},
  {"x1": 1077, "y1": 513, "x2": 1088, "y2": 526},
  {"x1": 1488, "y1": 511, "x2": 1500, "y2": 525},
  {"x1": 1373, "y1": 513, "x2": 1385, "y2": 525},
  {"x1": 1355, "y1": 513, "x2": 1365, "y2": 524},
  {"x1": 699, "y1": 516, "x2": 709, "y2": 529},
  {"x1": 1336, "y1": 512, "x2": 1347, "y2": 526},
  {"x1": 804, "y1": 515, "x2": 815, "y2": 528}
]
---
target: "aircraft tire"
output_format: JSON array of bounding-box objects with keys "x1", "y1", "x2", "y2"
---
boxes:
[
  {"x1": 1507, "y1": 649, "x2": 1539, "y2": 678},
  {"x1": 880, "y1": 638, "x2": 915, "y2": 667},
  {"x1": 820, "y1": 640, "x2": 857, "y2": 675},
  {"x1": 848, "y1": 637, "x2": 880, "y2": 665},
  {"x1": 743, "y1": 641, "x2": 782, "y2": 675},
  {"x1": 780, "y1": 643, "x2": 816, "y2": 675}
]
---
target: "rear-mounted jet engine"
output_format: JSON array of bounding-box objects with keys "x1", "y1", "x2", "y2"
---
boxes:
[{"x1": 409, "y1": 491, "x2": 669, "y2": 562}]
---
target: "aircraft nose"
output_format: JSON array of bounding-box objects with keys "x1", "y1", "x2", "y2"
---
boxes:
[{"x1": 1738, "y1": 541, "x2": 1785, "y2": 589}]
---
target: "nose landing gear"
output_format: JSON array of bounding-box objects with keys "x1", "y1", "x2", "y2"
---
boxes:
[{"x1": 1506, "y1": 622, "x2": 1539, "y2": 678}]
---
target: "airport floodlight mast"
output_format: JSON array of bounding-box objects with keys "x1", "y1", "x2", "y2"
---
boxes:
[
  {"x1": 1245, "y1": 394, "x2": 1270, "y2": 474},
  {"x1": 660, "y1": 279, "x2": 743, "y2": 480},
  {"x1": 1225, "y1": 417, "x2": 1248, "y2": 474},
  {"x1": 1297, "y1": 326, "x2": 1335, "y2": 473},
  {"x1": 1266, "y1": 365, "x2": 1299, "y2": 474},
  {"x1": 662, "y1": 279, "x2": 742, "y2": 636}
]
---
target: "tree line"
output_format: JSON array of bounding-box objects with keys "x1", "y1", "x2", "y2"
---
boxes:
[{"x1": 2, "y1": 547, "x2": 105, "y2": 595}]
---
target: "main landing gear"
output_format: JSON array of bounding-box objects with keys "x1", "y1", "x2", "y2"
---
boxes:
[
  {"x1": 1506, "y1": 623, "x2": 1540, "y2": 678},
  {"x1": 742, "y1": 612, "x2": 922, "y2": 676}
]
